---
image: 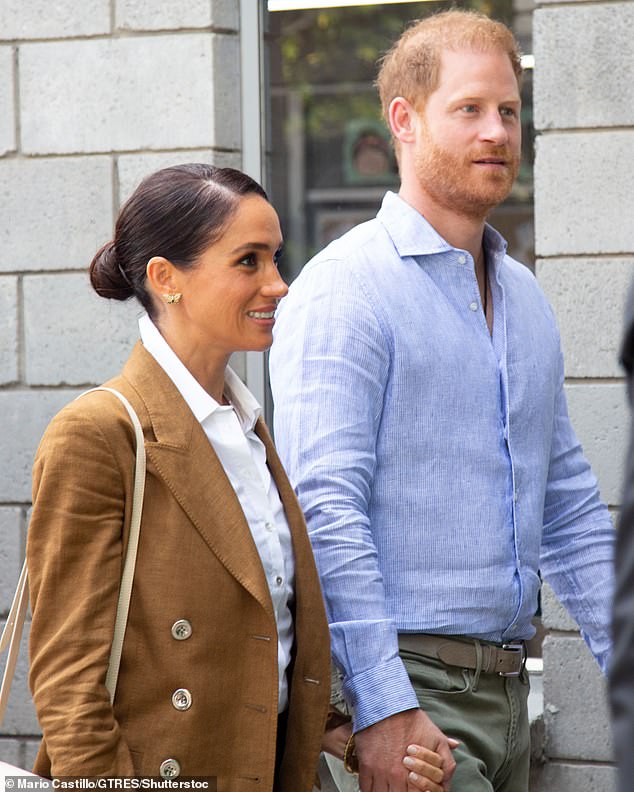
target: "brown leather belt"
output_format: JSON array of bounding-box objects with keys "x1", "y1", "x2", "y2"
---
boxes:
[{"x1": 398, "y1": 633, "x2": 527, "y2": 677}]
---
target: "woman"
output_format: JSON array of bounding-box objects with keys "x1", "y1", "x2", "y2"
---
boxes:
[
  {"x1": 26, "y1": 163, "x2": 449, "y2": 792},
  {"x1": 27, "y1": 165, "x2": 329, "y2": 790}
]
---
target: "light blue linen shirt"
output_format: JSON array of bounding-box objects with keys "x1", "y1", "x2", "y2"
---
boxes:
[{"x1": 269, "y1": 191, "x2": 613, "y2": 732}]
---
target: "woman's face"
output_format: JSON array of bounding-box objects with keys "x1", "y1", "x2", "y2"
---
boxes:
[{"x1": 175, "y1": 195, "x2": 287, "y2": 358}]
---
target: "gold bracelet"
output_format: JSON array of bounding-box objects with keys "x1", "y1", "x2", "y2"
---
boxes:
[{"x1": 343, "y1": 734, "x2": 359, "y2": 774}]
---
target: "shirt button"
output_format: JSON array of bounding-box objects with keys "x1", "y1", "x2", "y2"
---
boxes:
[
  {"x1": 469, "y1": 301, "x2": 479, "y2": 312},
  {"x1": 275, "y1": 576, "x2": 283, "y2": 586},
  {"x1": 171, "y1": 619, "x2": 192, "y2": 641},
  {"x1": 458, "y1": 254, "x2": 466, "y2": 264},
  {"x1": 265, "y1": 521, "x2": 274, "y2": 532},
  {"x1": 172, "y1": 688, "x2": 192, "y2": 711}
]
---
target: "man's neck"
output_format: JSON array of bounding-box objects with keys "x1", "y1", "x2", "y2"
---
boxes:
[{"x1": 398, "y1": 184, "x2": 486, "y2": 264}]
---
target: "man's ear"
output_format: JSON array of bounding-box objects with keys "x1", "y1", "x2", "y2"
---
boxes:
[{"x1": 388, "y1": 97, "x2": 419, "y2": 145}]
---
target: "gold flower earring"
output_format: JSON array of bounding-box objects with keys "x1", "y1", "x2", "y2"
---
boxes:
[{"x1": 163, "y1": 293, "x2": 182, "y2": 305}]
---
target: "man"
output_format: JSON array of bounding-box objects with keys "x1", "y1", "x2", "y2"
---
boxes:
[
  {"x1": 610, "y1": 285, "x2": 634, "y2": 792},
  {"x1": 270, "y1": 11, "x2": 613, "y2": 792}
]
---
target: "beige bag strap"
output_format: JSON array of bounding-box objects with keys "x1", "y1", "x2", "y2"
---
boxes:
[
  {"x1": 0, "y1": 387, "x2": 146, "y2": 722},
  {"x1": 0, "y1": 561, "x2": 29, "y2": 723}
]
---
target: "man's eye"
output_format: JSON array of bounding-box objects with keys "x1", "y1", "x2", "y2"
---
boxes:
[
  {"x1": 461, "y1": 104, "x2": 478, "y2": 113},
  {"x1": 501, "y1": 107, "x2": 518, "y2": 118}
]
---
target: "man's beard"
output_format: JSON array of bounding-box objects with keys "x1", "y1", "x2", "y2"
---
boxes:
[{"x1": 414, "y1": 132, "x2": 520, "y2": 221}]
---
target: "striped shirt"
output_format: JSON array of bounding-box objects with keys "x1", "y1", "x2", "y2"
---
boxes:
[{"x1": 269, "y1": 191, "x2": 613, "y2": 731}]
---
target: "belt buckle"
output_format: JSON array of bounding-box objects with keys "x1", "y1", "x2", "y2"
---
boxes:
[{"x1": 499, "y1": 642, "x2": 526, "y2": 677}]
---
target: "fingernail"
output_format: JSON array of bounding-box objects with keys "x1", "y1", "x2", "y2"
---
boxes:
[
  {"x1": 403, "y1": 757, "x2": 416, "y2": 768},
  {"x1": 448, "y1": 738, "x2": 460, "y2": 748},
  {"x1": 408, "y1": 772, "x2": 419, "y2": 782},
  {"x1": 406, "y1": 744, "x2": 418, "y2": 755}
]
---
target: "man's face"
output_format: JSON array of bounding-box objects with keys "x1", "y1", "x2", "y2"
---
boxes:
[{"x1": 413, "y1": 47, "x2": 521, "y2": 219}]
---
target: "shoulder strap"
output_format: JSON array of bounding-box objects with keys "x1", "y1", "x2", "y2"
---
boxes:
[
  {"x1": 0, "y1": 387, "x2": 146, "y2": 723},
  {"x1": 0, "y1": 562, "x2": 29, "y2": 723},
  {"x1": 79, "y1": 387, "x2": 146, "y2": 701}
]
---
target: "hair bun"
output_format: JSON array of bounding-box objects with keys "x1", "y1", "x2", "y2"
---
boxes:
[{"x1": 89, "y1": 240, "x2": 134, "y2": 301}]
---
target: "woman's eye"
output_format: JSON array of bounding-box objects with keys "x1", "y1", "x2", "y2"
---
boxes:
[{"x1": 238, "y1": 253, "x2": 257, "y2": 267}]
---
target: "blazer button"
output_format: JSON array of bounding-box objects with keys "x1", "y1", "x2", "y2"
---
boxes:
[
  {"x1": 172, "y1": 688, "x2": 192, "y2": 711},
  {"x1": 171, "y1": 619, "x2": 192, "y2": 640},
  {"x1": 159, "y1": 758, "x2": 181, "y2": 779}
]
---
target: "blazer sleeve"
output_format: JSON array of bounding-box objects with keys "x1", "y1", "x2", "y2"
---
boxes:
[{"x1": 27, "y1": 400, "x2": 136, "y2": 777}]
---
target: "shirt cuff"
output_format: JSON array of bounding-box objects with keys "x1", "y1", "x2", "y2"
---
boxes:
[{"x1": 343, "y1": 655, "x2": 420, "y2": 732}]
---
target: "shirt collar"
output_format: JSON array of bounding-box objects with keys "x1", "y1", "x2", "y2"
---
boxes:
[
  {"x1": 377, "y1": 190, "x2": 508, "y2": 265},
  {"x1": 138, "y1": 313, "x2": 262, "y2": 433}
]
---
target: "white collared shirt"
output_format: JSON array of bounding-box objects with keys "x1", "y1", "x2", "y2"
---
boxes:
[{"x1": 139, "y1": 313, "x2": 295, "y2": 712}]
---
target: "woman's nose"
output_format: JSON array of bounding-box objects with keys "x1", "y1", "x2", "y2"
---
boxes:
[{"x1": 262, "y1": 264, "x2": 289, "y2": 300}]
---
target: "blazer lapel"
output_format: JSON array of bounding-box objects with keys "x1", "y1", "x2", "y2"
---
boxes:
[{"x1": 120, "y1": 343, "x2": 274, "y2": 619}]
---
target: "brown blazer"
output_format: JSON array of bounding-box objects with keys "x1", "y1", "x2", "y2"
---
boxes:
[{"x1": 27, "y1": 342, "x2": 330, "y2": 791}]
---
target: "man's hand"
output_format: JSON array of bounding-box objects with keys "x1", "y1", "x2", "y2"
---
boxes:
[{"x1": 355, "y1": 709, "x2": 457, "y2": 792}]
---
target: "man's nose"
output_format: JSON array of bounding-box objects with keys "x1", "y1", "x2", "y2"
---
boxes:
[{"x1": 479, "y1": 111, "x2": 509, "y2": 145}]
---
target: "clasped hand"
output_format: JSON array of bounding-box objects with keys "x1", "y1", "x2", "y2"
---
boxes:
[{"x1": 322, "y1": 708, "x2": 458, "y2": 792}]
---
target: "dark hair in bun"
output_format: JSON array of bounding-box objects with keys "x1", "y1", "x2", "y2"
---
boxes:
[
  {"x1": 90, "y1": 240, "x2": 134, "y2": 301},
  {"x1": 89, "y1": 163, "x2": 268, "y2": 318}
]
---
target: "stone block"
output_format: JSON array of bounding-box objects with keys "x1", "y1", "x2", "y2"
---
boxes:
[
  {"x1": 536, "y1": 258, "x2": 634, "y2": 378},
  {"x1": 541, "y1": 582, "x2": 579, "y2": 632},
  {"x1": 211, "y1": 0, "x2": 240, "y2": 29},
  {"x1": 0, "y1": 0, "x2": 109, "y2": 40},
  {"x1": 115, "y1": 0, "x2": 238, "y2": 32},
  {"x1": 211, "y1": 34, "x2": 241, "y2": 150},
  {"x1": 0, "y1": 739, "x2": 43, "y2": 771},
  {"x1": 116, "y1": 0, "x2": 212, "y2": 30},
  {"x1": 532, "y1": 762, "x2": 616, "y2": 792},
  {"x1": 0, "y1": 508, "x2": 23, "y2": 615},
  {"x1": 565, "y1": 383, "x2": 626, "y2": 507},
  {"x1": 0, "y1": 390, "x2": 83, "y2": 502},
  {"x1": 0, "y1": 47, "x2": 16, "y2": 155},
  {"x1": 543, "y1": 635, "x2": 612, "y2": 761},
  {"x1": 20, "y1": 35, "x2": 217, "y2": 155},
  {"x1": 117, "y1": 150, "x2": 241, "y2": 205},
  {"x1": 0, "y1": 157, "x2": 113, "y2": 272},
  {"x1": 22, "y1": 739, "x2": 42, "y2": 770},
  {"x1": 24, "y1": 273, "x2": 138, "y2": 386},
  {"x1": 534, "y1": 132, "x2": 634, "y2": 257},
  {"x1": 0, "y1": 276, "x2": 18, "y2": 384},
  {"x1": 0, "y1": 738, "x2": 21, "y2": 764},
  {"x1": 0, "y1": 620, "x2": 40, "y2": 735},
  {"x1": 534, "y1": 4, "x2": 634, "y2": 130}
]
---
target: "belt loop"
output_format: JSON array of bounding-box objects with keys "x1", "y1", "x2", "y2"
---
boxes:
[{"x1": 473, "y1": 640, "x2": 483, "y2": 692}]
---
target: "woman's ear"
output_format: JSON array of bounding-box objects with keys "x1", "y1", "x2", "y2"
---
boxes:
[
  {"x1": 388, "y1": 96, "x2": 419, "y2": 145},
  {"x1": 146, "y1": 256, "x2": 180, "y2": 301}
]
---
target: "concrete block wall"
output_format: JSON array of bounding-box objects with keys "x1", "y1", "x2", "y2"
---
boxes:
[
  {"x1": 533, "y1": 1, "x2": 634, "y2": 788},
  {"x1": 0, "y1": 1, "x2": 243, "y2": 763}
]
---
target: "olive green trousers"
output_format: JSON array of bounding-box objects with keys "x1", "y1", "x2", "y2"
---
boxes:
[
  {"x1": 322, "y1": 644, "x2": 531, "y2": 792},
  {"x1": 400, "y1": 645, "x2": 531, "y2": 791}
]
